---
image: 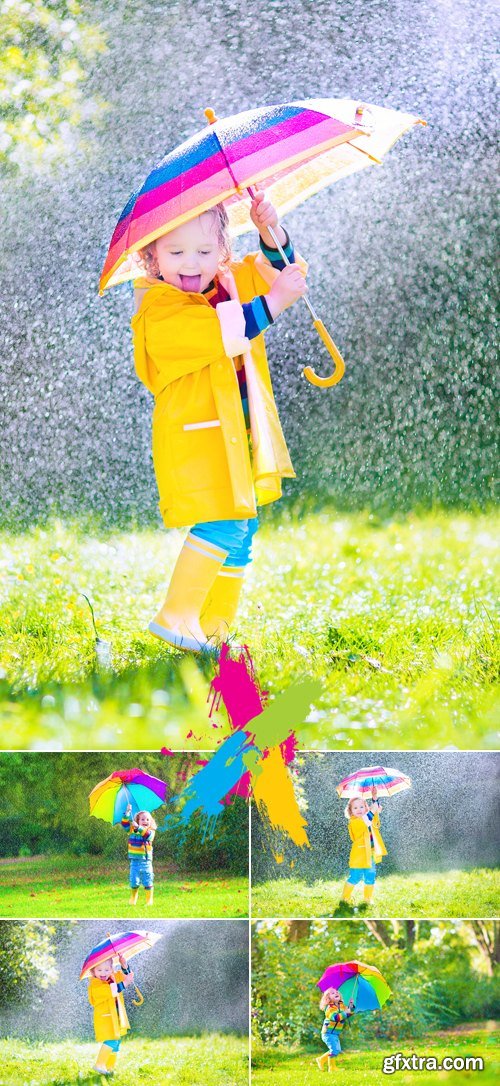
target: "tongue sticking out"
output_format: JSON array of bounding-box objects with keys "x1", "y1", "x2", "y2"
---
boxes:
[{"x1": 180, "y1": 274, "x2": 202, "y2": 293}]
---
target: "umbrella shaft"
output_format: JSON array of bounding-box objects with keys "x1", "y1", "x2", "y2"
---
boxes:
[{"x1": 266, "y1": 223, "x2": 319, "y2": 321}]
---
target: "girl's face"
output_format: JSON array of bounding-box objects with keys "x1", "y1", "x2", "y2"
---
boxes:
[
  {"x1": 153, "y1": 214, "x2": 221, "y2": 293},
  {"x1": 327, "y1": 988, "x2": 342, "y2": 1005},
  {"x1": 350, "y1": 798, "x2": 368, "y2": 817},
  {"x1": 93, "y1": 958, "x2": 114, "y2": 980},
  {"x1": 137, "y1": 812, "x2": 152, "y2": 828}
]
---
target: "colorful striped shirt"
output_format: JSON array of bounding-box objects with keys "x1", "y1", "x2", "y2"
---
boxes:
[
  {"x1": 323, "y1": 1002, "x2": 355, "y2": 1032},
  {"x1": 121, "y1": 817, "x2": 154, "y2": 858},
  {"x1": 202, "y1": 230, "x2": 295, "y2": 429}
]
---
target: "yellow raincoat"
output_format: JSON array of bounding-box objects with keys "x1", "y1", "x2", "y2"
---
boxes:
[
  {"x1": 348, "y1": 813, "x2": 387, "y2": 869},
  {"x1": 131, "y1": 251, "x2": 301, "y2": 527},
  {"x1": 88, "y1": 971, "x2": 130, "y2": 1042}
]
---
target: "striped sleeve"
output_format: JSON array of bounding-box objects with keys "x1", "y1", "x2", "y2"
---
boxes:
[
  {"x1": 242, "y1": 294, "x2": 274, "y2": 339},
  {"x1": 259, "y1": 228, "x2": 295, "y2": 269}
]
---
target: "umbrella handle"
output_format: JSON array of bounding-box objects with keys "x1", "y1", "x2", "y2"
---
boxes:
[
  {"x1": 132, "y1": 985, "x2": 144, "y2": 1007},
  {"x1": 246, "y1": 186, "x2": 345, "y2": 389}
]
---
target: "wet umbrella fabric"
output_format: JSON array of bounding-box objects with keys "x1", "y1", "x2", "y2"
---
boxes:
[
  {"x1": 79, "y1": 930, "x2": 162, "y2": 980},
  {"x1": 317, "y1": 959, "x2": 391, "y2": 1012},
  {"x1": 336, "y1": 765, "x2": 411, "y2": 799},
  {"x1": 100, "y1": 97, "x2": 424, "y2": 293},
  {"x1": 89, "y1": 768, "x2": 167, "y2": 825}
]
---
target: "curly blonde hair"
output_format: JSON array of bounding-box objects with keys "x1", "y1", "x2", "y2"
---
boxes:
[
  {"x1": 319, "y1": 988, "x2": 344, "y2": 1011},
  {"x1": 137, "y1": 204, "x2": 232, "y2": 279},
  {"x1": 135, "y1": 810, "x2": 157, "y2": 830}
]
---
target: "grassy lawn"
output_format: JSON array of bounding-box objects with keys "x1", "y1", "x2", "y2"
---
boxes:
[
  {"x1": 0, "y1": 511, "x2": 498, "y2": 750},
  {"x1": 0, "y1": 1035, "x2": 248, "y2": 1086},
  {"x1": 0, "y1": 855, "x2": 248, "y2": 918},
  {"x1": 251, "y1": 869, "x2": 499, "y2": 919},
  {"x1": 252, "y1": 1029, "x2": 500, "y2": 1084}
]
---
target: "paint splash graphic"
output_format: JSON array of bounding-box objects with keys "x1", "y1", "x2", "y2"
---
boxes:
[{"x1": 167, "y1": 644, "x2": 321, "y2": 860}]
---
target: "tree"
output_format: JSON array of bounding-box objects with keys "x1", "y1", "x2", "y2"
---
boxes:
[
  {"x1": 467, "y1": 922, "x2": 500, "y2": 977},
  {"x1": 364, "y1": 920, "x2": 417, "y2": 950},
  {"x1": 0, "y1": 0, "x2": 107, "y2": 172},
  {"x1": 0, "y1": 919, "x2": 71, "y2": 1006}
]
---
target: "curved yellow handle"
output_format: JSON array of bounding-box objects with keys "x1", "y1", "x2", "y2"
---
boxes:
[
  {"x1": 303, "y1": 320, "x2": 346, "y2": 388},
  {"x1": 132, "y1": 985, "x2": 144, "y2": 1007}
]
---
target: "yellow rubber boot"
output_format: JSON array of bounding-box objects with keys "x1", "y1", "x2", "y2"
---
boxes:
[
  {"x1": 315, "y1": 1052, "x2": 329, "y2": 1070},
  {"x1": 364, "y1": 883, "x2": 375, "y2": 904},
  {"x1": 341, "y1": 881, "x2": 355, "y2": 903},
  {"x1": 145, "y1": 887, "x2": 154, "y2": 907},
  {"x1": 129, "y1": 888, "x2": 139, "y2": 906},
  {"x1": 94, "y1": 1044, "x2": 113, "y2": 1073},
  {"x1": 200, "y1": 565, "x2": 245, "y2": 641},
  {"x1": 327, "y1": 1056, "x2": 337, "y2": 1072},
  {"x1": 107, "y1": 1050, "x2": 118, "y2": 1073},
  {"x1": 149, "y1": 534, "x2": 228, "y2": 651}
]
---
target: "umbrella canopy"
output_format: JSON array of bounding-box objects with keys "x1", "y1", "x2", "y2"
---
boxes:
[
  {"x1": 336, "y1": 765, "x2": 411, "y2": 799},
  {"x1": 100, "y1": 97, "x2": 424, "y2": 293},
  {"x1": 318, "y1": 959, "x2": 391, "y2": 1012},
  {"x1": 79, "y1": 930, "x2": 162, "y2": 980},
  {"x1": 89, "y1": 768, "x2": 167, "y2": 825}
]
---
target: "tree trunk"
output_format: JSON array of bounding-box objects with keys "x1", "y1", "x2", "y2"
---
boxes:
[{"x1": 286, "y1": 920, "x2": 311, "y2": 943}]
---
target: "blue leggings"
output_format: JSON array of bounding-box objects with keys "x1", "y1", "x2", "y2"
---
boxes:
[
  {"x1": 347, "y1": 860, "x2": 377, "y2": 886},
  {"x1": 322, "y1": 1030, "x2": 342, "y2": 1056},
  {"x1": 191, "y1": 518, "x2": 259, "y2": 567},
  {"x1": 103, "y1": 1039, "x2": 121, "y2": 1052}
]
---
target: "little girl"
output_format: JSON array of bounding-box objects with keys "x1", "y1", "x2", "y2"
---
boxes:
[
  {"x1": 316, "y1": 988, "x2": 355, "y2": 1072},
  {"x1": 121, "y1": 805, "x2": 156, "y2": 906},
  {"x1": 340, "y1": 786, "x2": 387, "y2": 906},
  {"x1": 88, "y1": 953, "x2": 134, "y2": 1075},
  {"x1": 131, "y1": 190, "x2": 307, "y2": 651}
]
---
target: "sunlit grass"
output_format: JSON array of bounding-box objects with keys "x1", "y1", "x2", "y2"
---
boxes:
[
  {"x1": 251, "y1": 869, "x2": 499, "y2": 919},
  {"x1": 0, "y1": 854, "x2": 248, "y2": 919},
  {"x1": 0, "y1": 511, "x2": 498, "y2": 749},
  {"x1": 252, "y1": 1030, "x2": 500, "y2": 1084},
  {"x1": 0, "y1": 1035, "x2": 248, "y2": 1086}
]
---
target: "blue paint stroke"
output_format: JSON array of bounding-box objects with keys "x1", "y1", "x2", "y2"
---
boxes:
[{"x1": 162, "y1": 730, "x2": 256, "y2": 841}]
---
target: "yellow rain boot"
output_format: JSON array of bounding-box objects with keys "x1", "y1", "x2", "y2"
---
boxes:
[
  {"x1": 315, "y1": 1052, "x2": 329, "y2": 1070},
  {"x1": 327, "y1": 1056, "x2": 337, "y2": 1072},
  {"x1": 149, "y1": 534, "x2": 228, "y2": 652},
  {"x1": 145, "y1": 887, "x2": 154, "y2": 907},
  {"x1": 107, "y1": 1050, "x2": 118, "y2": 1074},
  {"x1": 94, "y1": 1044, "x2": 113, "y2": 1074},
  {"x1": 364, "y1": 883, "x2": 375, "y2": 904},
  {"x1": 341, "y1": 881, "x2": 355, "y2": 903},
  {"x1": 129, "y1": 888, "x2": 139, "y2": 906},
  {"x1": 200, "y1": 565, "x2": 245, "y2": 641}
]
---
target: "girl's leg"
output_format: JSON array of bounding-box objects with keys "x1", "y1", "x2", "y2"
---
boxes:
[
  {"x1": 149, "y1": 533, "x2": 228, "y2": 651},
  {"x1": 104, "y1": 1039, "x2": 121, "y2": 1072},
  {"x1": 341, "y1": 868, "x2": 362, "y2": 902},
  {"x1": 142, "y1": 860, "x2": 154, "y2": 905},
  {"x1": 200, "y1": 519, "x2": 259, "y2": 640},
  {"x1": 94, "y1": 1043, "x2": 114, "y2": 1073},
  {"x1": 129, "y1": 862, "x2": 140, "y2": 905},
  {"x1": 315, "y1": 1052, "x2": 329, "y2": 1070},
  {"x1": 145, "y1": 886, "x2": 154, "y2": 906},
  {"x1": 363, "y1": 861, "x2": 377, "y2": 903}
]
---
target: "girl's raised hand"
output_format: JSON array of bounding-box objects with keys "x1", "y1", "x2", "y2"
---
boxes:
[
  {"x1": 250, "y1": 189, "x2": 279, "y2": 232},
  {"x1": 267, "y1": 264, "x2": 307, "y2": 318}
]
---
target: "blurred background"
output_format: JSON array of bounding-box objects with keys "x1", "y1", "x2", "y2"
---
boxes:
[{"x1": 1, "y1": 0, "x2": 497, "y2": 527}]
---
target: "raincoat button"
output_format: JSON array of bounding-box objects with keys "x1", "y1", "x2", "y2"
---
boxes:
[{"x1": 230, "y1": 437, "x2": 237, "y2": 444}]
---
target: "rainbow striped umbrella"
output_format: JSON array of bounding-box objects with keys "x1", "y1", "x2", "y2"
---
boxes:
[
  {"x1": 79, "y1": 930, "x2": 162, "y2": 980},
  {"x1": 336, "y1": 765, "x2": 411, "y2": 799},
  {"x1": 89, "y1": 768, "x2": 167, "y2": 825},
  {"x1": 100, "y1": 98, "x2": 424, "y2": 294},
  {"x1": 317, "y1": 960, "x2": 391, "y2": 1013},
  {"x1": 99, "y1": 98, "x2": 424, "y2": 387}
]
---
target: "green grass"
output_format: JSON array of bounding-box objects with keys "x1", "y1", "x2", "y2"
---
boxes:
[
  {"x1": 0, "y1": 1035, "x2": 248, "y2": 1086},
  {"x1": 252, "y1": 1029, "x2": 500, "y2": 1084},
  {"x1": 1, "y1": 511, "x2": 498, "y2": 749},
  {"x1": 251, "y1": 870, "x2": 499, "y2": 919},
  {"x1": 0, "y1": 854, "x2": 248, "y2": 918}
]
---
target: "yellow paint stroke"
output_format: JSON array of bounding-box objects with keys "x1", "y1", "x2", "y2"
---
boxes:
[{"x1": 252, "y1": 745, "x2": 310, "y2": 859}]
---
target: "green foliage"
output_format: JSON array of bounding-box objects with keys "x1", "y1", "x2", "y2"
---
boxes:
[
  {"x1": 252, "y1": 921, "x2": 500, "y2": 1047},
  {"x1": 0, "y1": 0, "x2": 107, "y2": 172},
  {"x1": 0, "y1": 919, "x2": 70, "y2": 1006},
  {"x1": 0, "y1": 1035, "x2": 249, "y2": 1086},
  {"x1": 0, "y1": 512, "x2": 498, "y2": 750},
  {"x1": 0, "y1": 752, "x2": 248, "y2": 875}
]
